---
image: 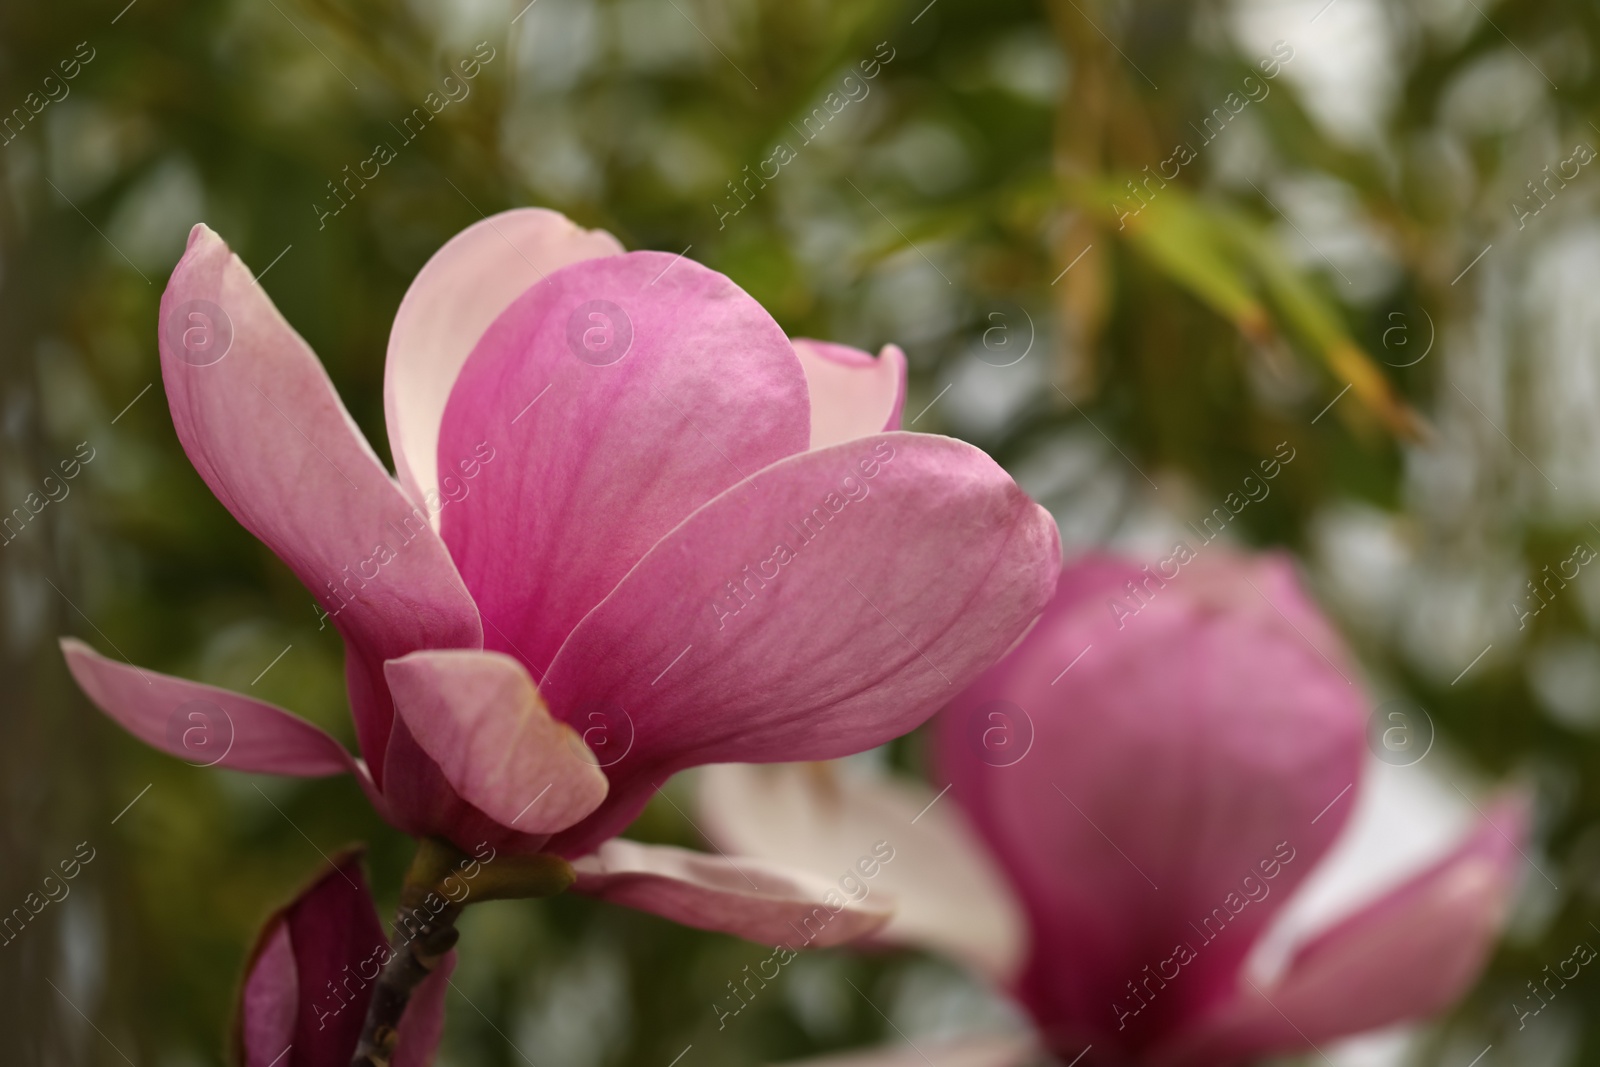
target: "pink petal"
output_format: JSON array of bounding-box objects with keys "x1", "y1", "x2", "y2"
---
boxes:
[
  {"x1": 379, "y1": 714, "x2": 551, "y2": 851},
  {"x1": 159, "y1": 225, "x2": 481, "y2": 775},
  {"x1": 436, "y1": 251, "x2": 810, "y2": 678},
  {"x1": 236, "y1": 850, "x2": 457, "y2": 1067},
  {"x1": 61, "y1": 638, "x2": 384, "y2": 812},
  {"x1": 61, "y1": 636, "x2": 522, "y2": 849},
  {"x1": 385, "y1": 208, "x2": 622, "y2": 514},
  {"x1": 395, "y1": 952, "x2": 456, "y2": 1067},
  {"x1": 539, "y1": 432, "x2": 1060, "y2": 855},
  {"x1": 934, "y1": 552, "x2": 1366, "y2": 1050},
  {"x1": 1242, "y1": 756, "x2": 1481, "y2": 989},
  {"x1": 570, "y1": 839, "x2": 891, "y2": 947},
  {"x1": 384, "y1": 649, "x2": 609, "y2": 835},
  {"x1": 767, "y1": 1036, "x2": 1042, "y2": 1067},
  {"x1": 235, "y1": 852, "x2": 377, "y2": 1066},
  {"x1": 1155, "y1": 797, "x2": 1528, "y2": 1067},
  {"x1": 239, "y1": 922, "x2": 297, "y2": 1067},
  {"x1": 698, "y1": 762, "x2": 1026, "y2": 984},
  {"x1": 793, "y1": 339, "x2": 907, "y2": 448}
]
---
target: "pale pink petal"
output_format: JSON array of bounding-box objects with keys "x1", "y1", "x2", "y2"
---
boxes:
[
  {"x1": 769, "y1": 1036, "x2": 1042, "y2": 1067},
  {"x1": 793, "y1": 339, "x2": 907, "y2": 448},
  {"x1": 934, "y1": 552, "x2": 1366, "y2": 1046},
  {"x1": 437, "y1": 251, "x2": 810, "y2": 678},
  {"x1": 385, "y1": 208, "x2": 623, "y2": 513},
  {"x1": 379, "y1": 714, "x2": 554, "y2": 851},
  {"x1": 539, "y1": 432, "x2": 1060, "y2": 855},
  {"x1": 571, "y1": 839, "x2": 891, "y2": 947},
  {"x1": 61, "y1": 638, "x2": 384, "y2": 815},
  {"x1": 159, "y1": 224, "x2": 481, "y2": 774},
  {"x1": 698, "y1": 762, "x2": 1026, "y2": 984},
  {"x1": 384, "y1": 649, "x2": 608, "y2": 835},
  {"x1": 1155, "y1": 797, "x2": 1528, "y2": 1067}
]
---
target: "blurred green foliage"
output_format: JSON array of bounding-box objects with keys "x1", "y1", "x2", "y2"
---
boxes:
[{"x1": 4, "y1": 0, "x2": 1600, "y2": 1064}]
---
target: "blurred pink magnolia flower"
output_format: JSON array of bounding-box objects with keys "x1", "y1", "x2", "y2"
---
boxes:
[
  {"x1": 62, "y1": 209, "x2": 1060, "y2": 1002},
  {"x1": 703, "y1": 552, "x2": 1527, "y2": 1067}
]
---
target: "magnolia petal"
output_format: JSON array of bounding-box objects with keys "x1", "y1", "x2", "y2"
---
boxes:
[
  {"x1": 236, "y1": 850, "x2": 456, "y2": 1067},
  {"x1": 61, "y1": 638, "x2": 386, "y2": 814},
  {"x1": 385, "y1": 207, "x2": 623, "y2": 514},
  {"x1": 384, "y1": 649, "x2": 608, "y2": 835},
  {"x1": 239, "y1": 922, "x2": 297, "y2": 1067},
  {"x1": 394, "y1": 952, "x2": 456, "y2": 1067},
  {"x1": 437, "y1": 251, "x2": 810, "y2": 678},
  {"x1": 158, "y1": 224, "x2": 481, "y2": 772},
  {"x1": 379, "y1": 714, "x2": 550, "y2": 851},
  {"x1": 233, "y1": 851, "x2": 406, "y2": 1067},
  {"x1": 698, "y1": 762, "x2": 1026, "y2": 985},
  {"x1": 767, "y1": 1035, "x2": 1042, "y2": 1067},
  {"x1": 793, "y1": 339, "x2": 907, "y2": 449},
  {"x1": 571, "y1": 838, "x2": 891, "y2": 947},
  {"x1": 1157, "y1": 797, "x2": 1527, "y2": 1066},
  {"x1": 541, "y1": 432, "x2": 1060, "y2": 856},
  {"x1": 1242, "y1": 755, "x2": 1481, "y2": 989}
]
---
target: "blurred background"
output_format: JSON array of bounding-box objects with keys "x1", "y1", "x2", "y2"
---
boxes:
[{"x1": 3, "y1": 0, "x2": 1600, "y2": 1063}]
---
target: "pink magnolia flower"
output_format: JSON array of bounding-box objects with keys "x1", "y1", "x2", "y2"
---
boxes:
[
  {"x1": 63, "y1": 210, "x2": 1060, "y2": 952},
  {"x1": 703, "y1": 552, "x2": 1527, "y2": 1067}
]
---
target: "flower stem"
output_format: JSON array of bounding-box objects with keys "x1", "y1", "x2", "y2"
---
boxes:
[
  {"x1": 348, "y1": 838, "x2": 575, "y2": 1065},
  {"x1": 350, "y1": 839, "x2": 465, "y2": 1067}
]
